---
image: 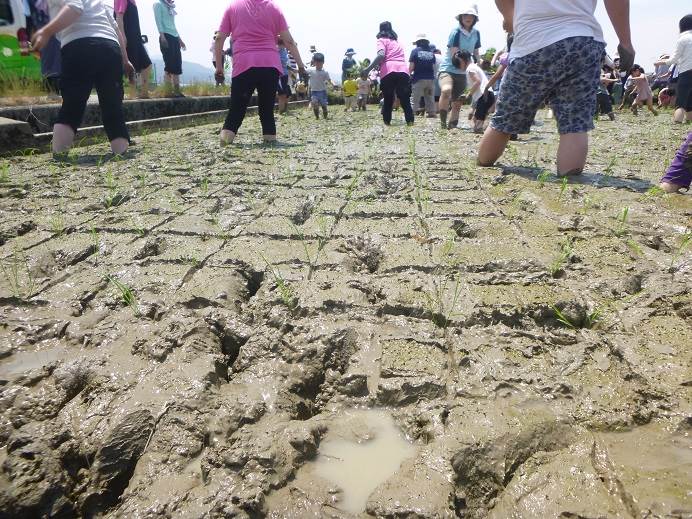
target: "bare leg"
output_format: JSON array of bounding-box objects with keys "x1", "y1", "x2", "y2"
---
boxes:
[
  {"x1": 220, "y1": 129, "x2": 236, "y2": 145},
  {"x1": 449, "y1": 100, "x2": 462, "y2": 127},
  {"x1": 477, "y1": 127, "x2": 511, "y2": 166},
  {"x1": 110, "y1": 137, "x2": 129, "y2": 155},
  {"x1": 673, "y1": 108, "x2": 686, "y2": 123},
  {"x1": 172, "y1": 74, "x2": 181, "y2": 95},
  {"x1": 556, "y1": 132, "x2": 588, "y2": 176},
  {"x1": 140, "y1": 66, "x2": 151, "y2": 98},
  {"x1": 52, "y1": 123, "x2": 75, "y2": 154},
  {"x1": 438, "y1": 89, "x2": 451, "y2": 128},
  {"x1": 647, "y1": 99, "x2": 658, "y2": 115}
]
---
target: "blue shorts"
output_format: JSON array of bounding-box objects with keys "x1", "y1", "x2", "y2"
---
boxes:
[
  {"x1": 491, "y1": 37, "x2": 605, "y2": 135},
  {"x1": 311, "y1": 90, "x2": 328, "y2": 107}
]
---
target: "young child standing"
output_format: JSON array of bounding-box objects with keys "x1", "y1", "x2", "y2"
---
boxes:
[
  {"x1": 459, "y1": 51, "x2": 491, "y2": 133},
  {"x1": 357, "y1": 72, "x2": 371, "y2": 110},
  {"x1": 342, "y1": 75, "x2": 358, "y2": 112},
  {"x1": 307, "y1": 53, "x2": 331, "y2": 119},
  {"x1": 31, "y1": 0, "x2": 132, "y2": 155},
  {"x1": 629, "y1": 65, "x2": 658, "y2": 116},
  {"x1": 479, "y1": 0, "x2": 635, "y2": 176}
]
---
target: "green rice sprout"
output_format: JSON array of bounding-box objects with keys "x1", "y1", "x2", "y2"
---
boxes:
[
  {"x1": 0, "y1": 247, "x2": 35, "y2": 300},
  {"x1": 0, "y1": 162, "x2": 9, "y2": 184},
  {"x1": 107, "y1": 275, "x2": 140, "y2": 316},
  {"x1": 558, "y1": 177, "x2": 568, "y2": 202},
  {"x1": 536, "y1": 170, "x2": 551, "y2": 188},
  {"x1": 550, "y1": 304, "x2": 576, "y2": 330},
  {"x1": 549, "y1": 239, "x2": 574, "y2": 278},
  {"x1": 670, "y1": 230, "x2": 691, "y2": 274},
  {"x1": 615, "y1": 206, "x2": 630, "y2": 237},
  {"x1": 603, "y1": 156, "x2": 617, "y2": 176},
  {"x1": 259, "y1": 252, "x2": 298, "y2": 312}
]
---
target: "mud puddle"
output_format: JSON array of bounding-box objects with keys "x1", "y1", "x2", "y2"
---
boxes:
[{"x1": 0, "y1": 344, "x2": 69, "y2": 379}]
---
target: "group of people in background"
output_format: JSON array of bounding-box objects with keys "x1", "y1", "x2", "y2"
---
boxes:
[{"x1": 25, "y1": 0, "x2": 692, "y2": 194}]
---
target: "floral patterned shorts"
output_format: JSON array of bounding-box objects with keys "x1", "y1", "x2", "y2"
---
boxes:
[{"x1": 491, "y1": 37, "x2": 605, "y2": 135}]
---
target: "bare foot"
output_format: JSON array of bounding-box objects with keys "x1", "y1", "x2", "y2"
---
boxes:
[
  {"x1": 220, "y1": 129, "x2": 236, "y2": 146},
  {"x1": 557, "y1": 169, "x2": 583, "y2": 177},
  {"x1": 659, "y1": 182, "x2": 684, "y2": 193}
]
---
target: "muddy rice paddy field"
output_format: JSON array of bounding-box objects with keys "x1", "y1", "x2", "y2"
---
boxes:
[{"x1": 0, "y1": 109, "x2": 690, "y2": 518}]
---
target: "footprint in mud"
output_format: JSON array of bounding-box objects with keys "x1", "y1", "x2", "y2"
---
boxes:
[{"x1": 310, "y1": 410, "x2": 416, "y2": 514}]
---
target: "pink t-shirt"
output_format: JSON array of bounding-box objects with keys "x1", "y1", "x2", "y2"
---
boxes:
[
  {"x1": 218, "y1": 0, "x2": 288, "y2": 78},
  {"x1": 376, "y1": 38, "x2": 409, "y2": 78},
  {"x1": 114, "y1": 0, "x2": 134, "y2": 15}
]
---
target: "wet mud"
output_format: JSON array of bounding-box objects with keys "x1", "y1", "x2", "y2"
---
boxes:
[{"x1": 0, "y1": 109, "x2": 690, "y2": 518}]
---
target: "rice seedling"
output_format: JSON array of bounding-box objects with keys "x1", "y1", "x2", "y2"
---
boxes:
[
  {"x1": 669, "y1": 230, "x2": 691, "y2": 274},
  {"x1": 107, "y1": 275, "x2": 140, "y2": 316},
  {"x1": 423, "y1": 272, "x2": 463, "y2": 331},
  {"x1": 290, "y1": 217, "x2": 330, "y2": 280},
  {"x1": 640, "y1": 185, "x2": 665, "y2": 202},
  {"x1": 558, "y1": 177, "x2": 568, "y2": 202},
  {"x1": 0, "y1": 247, "x2": 35, "y2": 300},
  {"x1": 259, "y1": 252, "x2": 298, "y2": 312},
  {"x1": 603, "y1": 156, "x2": 617, "y2": 176},
  {"x1": 200, "y1": 177, "x2": 209, "y2": 195},
  {"x1": 549, "y1": 239, "x2": 574, "y2": 278},
  {"x1": 615, "y1": 206, "x2": 630, "y2": 237},
  {"x1": 585, "y1": 306, "x2": 605, "y2": 329},
  {"x1": 90, "y1": 226, "x2": 101, "y2": 257},
  {"x1": 0, "y1": 162, "x2": 9, "y2": 184},
  {"x1": 550, "y1": 304, "x2": 576, "y2": 330},
  {"x1": 536, "y1": 170, "x2": 551, "y2": 188},
  {"x1": 49, "y1": 212, "x2": 66, "y2": 236}
]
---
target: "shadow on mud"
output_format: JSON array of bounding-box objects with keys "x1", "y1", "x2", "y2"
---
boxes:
[{"x1": 501, "y1": 166, "x2": 654, "y2": 192}]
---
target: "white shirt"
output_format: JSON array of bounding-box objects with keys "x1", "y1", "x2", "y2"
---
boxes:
[
  {"x1": 666, "y1": 31, "x2": 692, "y2": 74},
  {"x1": 511, "y1": 0, "x2": 604, "y2": 60},
  {"x1": 48, "y1": 0, "x2": 120, "y2": 47},
  {"x1": 465, "y1": 63, "x2": 488, "y2": 103}
]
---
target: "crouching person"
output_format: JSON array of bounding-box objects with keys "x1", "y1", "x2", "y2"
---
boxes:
[
  {"x1": 660, "y1": 132, "x2": 692, "y2": 193},
  {"x1": 31, "y1": 0, "x2": 132, "y2": 156}
]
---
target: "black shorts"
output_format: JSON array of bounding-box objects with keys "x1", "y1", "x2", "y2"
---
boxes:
[
  {"x1": 474, "y1": 91, "x2": 496, "y2": 121},
  {"x1": 277, "y1": 75, "x2": 291, "y2": 96},
  {"x1": 58, "y1": 37, "x2": 128, "y2": 142},
  {"x1": 676, "y1": 70, "x2": 692, "y2": 111},
  {"x1": 161, "y1": 33, "x2": 182, "y2": 75}
]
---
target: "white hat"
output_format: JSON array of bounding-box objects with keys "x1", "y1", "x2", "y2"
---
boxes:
[
  {"x1": 456, "y1": 3, "x2": 479, "y2": 21},
  {"x1": 413, "y1": 33, "x2": 429, "y2": 43}
]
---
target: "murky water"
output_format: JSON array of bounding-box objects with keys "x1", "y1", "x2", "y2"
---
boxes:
[
  {"x1": 311, "y1": 409, "x2": 417, "y2": 514},
  {"x1": 0, "y1": 345, "x2": 68, "y2": 378}
]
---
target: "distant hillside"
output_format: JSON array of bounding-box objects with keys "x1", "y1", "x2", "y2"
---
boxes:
[{"x1": 151, "y1": 58, "x2": 215, "y2": 85}]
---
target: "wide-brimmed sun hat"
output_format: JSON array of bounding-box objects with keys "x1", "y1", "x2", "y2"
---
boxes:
[
  {"x1": 456, "y1": 3, "x2": 479, "y2": 21},
  {"x1": 345, "y1": 48, "x2": 356, "y2": 56},
  {"x1": 413, "y1": 33, "x2": 429, "y2": 44}
]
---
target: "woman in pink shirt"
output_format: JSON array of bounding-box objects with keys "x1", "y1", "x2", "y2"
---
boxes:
[
  {"x1": 213, "y1": 0, "x2": 305, "y2": 145},
  {"x1": 363, "y1": 22, "x2": 414, "y2": 126}
]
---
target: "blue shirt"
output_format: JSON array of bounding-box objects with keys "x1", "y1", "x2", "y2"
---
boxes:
[
  {"x1": 279, "y1": 47, "x2": 289, "y2": 76},
  {"x1": 439, "y1": 27, "x2": 481, "y2": 75},
  {"x1": 409, "y1": 46, "x2": 436, "y2": 82}
]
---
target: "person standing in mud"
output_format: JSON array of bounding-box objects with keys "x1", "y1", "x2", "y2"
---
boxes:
[
  {"x1": 362, "y1": 22, "x2": 414, "y2": 126},
  {"x1": 438, "y1": 4, "x2": 482, "y2": 130},
  {"x1": 114, "y1": 0, "x2": 152, "y2": 99},
  {"x1": 478, "y1": 0, "x2": 635, "y2": 177},
  {"x1": 31, "y1": 0, "x2": 133, "y2": 156},
  {"x1": 214, "y1": 0, "x2": 306, "y2": 145}
]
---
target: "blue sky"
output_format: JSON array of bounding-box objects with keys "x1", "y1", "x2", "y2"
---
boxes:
[{"x1": 126, "y1": 0, "x2": 690, "y2": 80}]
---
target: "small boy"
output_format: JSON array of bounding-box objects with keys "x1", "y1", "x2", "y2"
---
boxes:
[
  {"x1": 479, "y1": 0, "x2": 635, "y2": 176},
  {"x1": 342, "y1": 75, "x2": 358, "y2": 112},
  {"x1": 357, "y1": 72, "x2": 371, "y2": 111},
  {"x1": 307, "y1": 53, "x2": 331, "y2": 119}
]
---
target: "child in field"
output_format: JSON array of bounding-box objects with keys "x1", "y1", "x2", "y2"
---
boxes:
[
  {"x1": 342, "y1": 75, "x2": 358, "y2": 112},
  {"x1": 479, "y1": 0, "x2": 635, "y2": 176},
  {"x1": 307, "y1": 53, "x2": 331, "y2": 119},
  {"x1": 458, "y1": 50, "x2": 490, "y2": 133},
  {"x1": 659, "y1": 132, "x2": 692, "y2": 193},
  {"x1": 31, "y1": 0, "x2": 132, "y2": 155},
  {"x1": 629, "y1": 65, "x2": 658, "y2": 116},
  {"x1": 357, "y1": 72, "x2": 371, "y2": 110}
]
